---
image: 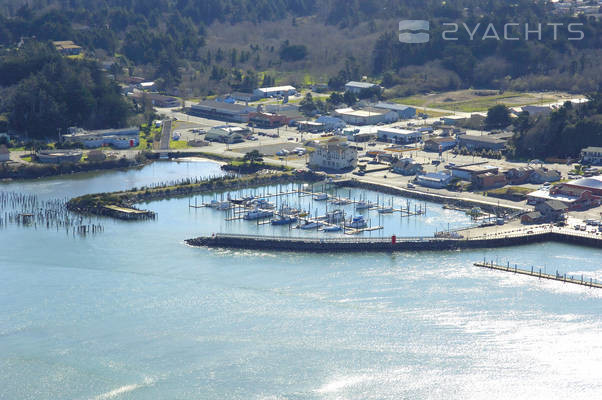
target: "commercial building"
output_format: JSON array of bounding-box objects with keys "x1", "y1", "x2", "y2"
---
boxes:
[
  {"x1": 527, "y1": 175, "x2": 602, "y2": 210},
  {"x1": 344, "y1": 81, "x2": 378, "y2": 94},
  {"x1": 473, "y1": 172, "x2": 507, "y2": 189},
  {"x1": 205, "y1": 125, "x2": 249, "y2": 144},
  {"x1": 449, "y1": 163, "x2": 498, "y2": 181},
  {"x1": 370, "y1": 102, "x2": 416, "y2": 119},
  {"x1": 536, "y1": 200, "x2": 568, "y2": 221},
  {"x1": 315, "y1": 116, "x2": 346, "y2": 130},
  {"x1": 229, "y1": 92, "x2": 258, "y2": 102},
  {"x1": 529, "y1": 168, "x2": 561, "y2": 184},
  {"x1": 415, "y1": 172, "x2": 452, "y2": 189},
  {"x1": 342, "y1": 126, "x2": 377, "y2": 142},
  {"x1": 189, "y1": 100, "x2": 254, "y2": 122},
  {"x1": 248, "y1": 112, "x2": 289, "y2": 128},
  {"x1": 377, "y1": 127, "x2": 422, "y2": 144},
  {"x1": 297, "y1": 121, "x2": 326, "y2": 133},
  {"x1": 581, "y1": 146, "x2": 602, "y2": 165},
  {"x1": 457, "y1": 134, "x2": 507, "y2": 151},
  {"x1": 392, "y1": 158, "x2": 423, "y2": 176},
  {"x1": 53, "y1": 40, "x2": 82, "y2": 55},
  {"x1": 36, "y1": 150, "x2": 82, "y2": 164},
  {"x1": 424, "y1": 137, "x2": 457, "y2": 152},
  {"x1": 62, "y1": 127, "x2": 140, "y2": 149},
  {"x1": 253, "y1": 86, "x2": 296, "y2": 98},
  {"x1": 308, "y1": 137, "x2": 357, "y2": 171},
  {"x1": 335, "y1": 107, "x2": 398, "y2": 126}
]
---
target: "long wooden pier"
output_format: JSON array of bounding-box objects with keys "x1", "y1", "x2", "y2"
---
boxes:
[{"x1": 474, "y1": 261, "x2": 602, "y2": 289}]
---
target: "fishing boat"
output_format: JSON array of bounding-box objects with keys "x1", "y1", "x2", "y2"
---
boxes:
[
  {"x1": 270, "y1": 215, "x2": 298, "y2": 225},
  {"x1": 313, "y1": 193, "x2": 328, "y2": 201},
  {"x1": 250, "y1": 198, "x2": 275, "y2": 209},
  {"x1": 348, "y1": 216, "x2": 367, "y2": 229},
  {"x1": 331, "y1": 198, "x2": 351, "y2": 205},
  {"x1": 323, "y1": 225, "x2": 342, "y2": 232},
  {"x1": 355, "y1": 200, "x2": 374, "y2": 210},
  {"x1": 243, "y1": 209, "x2": 273, "y2": 220},
  {"x1": 208, "y1": 200, "x2": 230, "y2": 209},
  {"x1": 299, "y1": 221, "x2": 323, "y2": 229}
]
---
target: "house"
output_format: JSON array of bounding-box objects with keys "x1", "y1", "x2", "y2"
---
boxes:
[
  {"x1": 392, "y1": 158, "x2": 423, "y2": 176},
  {"x1": 581, "y1": 146, "x2": 602, "y2": 165},
  {"x1": 521, "y1": 211, "x2": 545, "y2": 224},
  {"x1": 449, "y1": 163, "x2": 498, "y2": 181},
  {"x1": 344, "y1": 81, "x2": 378, "y2": 94},
  {"x1": 0, "y1": 145, "x2": 9, "y2": 162},
  {"x1": 415, "y1": 172, "x2": 452, "y2": 189},
  {"x1": 315, "y1": 116, "x2": 346, "y2": 130},
  {"x1": 205, "y1": 125, "x2": 249, "y2": 144},
  {"x1": 529, "y1": 168, "x2": 561, "y2": 184},
  {"x1": 535, "y1": 200, "x2": 568, "y2": 221},
  {"x1": 36, "y1": 150, "x2": 82, "y2": 164},
  {"x1": 189, "y1": 100, "x2": 254, "y2": 122},
  {"x1": 377, "y1": 127, "x2": 422, "y2": 144},
  {"x1": 473, "y1": 172, "x2": 507, "y2": 189},
  {"x1": 62, "y1": 127, "x2": 140, "y2": 149},
  {"x1": 308, "y1": 137, "x2": 357, "y2": 171},
  {"x1": 248, "y1": 112, "x2": 289, "y2": 128},
  {"x1": 457, "y1": 134, "x2": 506, "y2": 151},
  {"x1": 424, "y1": 138, "x2": 457, "y2": 152},
  {"x1": 334, "y1": 107, "x2": 398, "y2": 125},
  {"x1": 370, "y1": 102, "x2": 416, "y2": 119},
  {"x1": 53, "y1": 40, "x2": 82, "y2": 55},
  {"x1": 253, "y1": 85, "x2": 296, "y2": 98}
]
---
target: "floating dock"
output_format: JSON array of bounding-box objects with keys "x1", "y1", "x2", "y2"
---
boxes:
[{"x1": 474, "y1": 260, "x2": 602, "y2": 289}]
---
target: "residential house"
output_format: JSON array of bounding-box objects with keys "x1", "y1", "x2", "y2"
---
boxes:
[{"x1": 308, "y1": 137, "x2": 358, "y2": 171}]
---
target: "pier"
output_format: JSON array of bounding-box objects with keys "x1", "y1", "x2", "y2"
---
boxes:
[{"x1": 474, "y1": 260, "x2": 602, "y2": 289}]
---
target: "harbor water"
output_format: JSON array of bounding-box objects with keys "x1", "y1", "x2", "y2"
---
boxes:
[{"x1": 1, "y1": 160, "x2": 602, "y2": 400}]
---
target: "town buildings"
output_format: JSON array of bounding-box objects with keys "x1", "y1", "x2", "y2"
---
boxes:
[
  {"x1": 36, "y1": 150, "x2": 83, "y2": 164},
  {"x1": 369, "y1": 102, "x2": 416, "y2": 119},
  {"x1": 308, "y1": 137, "x2": 357, "y2": 171}
]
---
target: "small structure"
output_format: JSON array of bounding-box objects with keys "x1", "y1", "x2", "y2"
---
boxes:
[
  {"x1": 377, "y1": 127, "x2": 421, "y2": 144},
  {"x1": 308, "y1": 137, "x2": 357, "y2": 171},
  {"x1": 415, "y1": 172, "x2": 452, "y2": 189},
  {"x1": 581, "y1": 146, "x2": 602, "y2": 165},
  {"x1": 521, "y1": 211, "x2": 545, "y2": 224},
  {"x1": 344, "y1": 81, "x2": 378, "y2": 94},
  {"x1": 535, "y1": 200, "x2": 568, "y2": 221},
  {"x1": 253, "y1": 85, "x2": 296, "y2": 98},
  {"x1": 0, "y1": 145, "x2": 9, "y2": 162},
  {"x1": 392, "y1": 158, "x2": 423, "y2": 176},
  {"x1": 335, "y1": 107, "x2": 398, "y2": 126},
  {"x1": 36, "y1": 150, "x2": 82, "y2": 164},
  {"x1": 53, "y1": 40, "x2": 82, "y2": 55},
  {"x1": 424, "y1": 137, "x2": 457, "y2": 152},
  {"x1": 457, "y1": 134, "x2": 506, "y2": 151},
  {"x1": 473, "y1": 172, "x2": 507, "y2": 189},
  {"x1": 205, "y1": 125, "x2": 249, "y2": 144},
  {"x1": 189, "y1": 100, "x2": 254, "y2": 123}
]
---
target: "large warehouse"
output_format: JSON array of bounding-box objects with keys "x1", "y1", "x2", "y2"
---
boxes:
[
  {"x1": 189, "y1": 100, "x2": 254, "y2": 122},
  {"x1": 253, "y1": 85, "x2": 296, "y2": 98}
]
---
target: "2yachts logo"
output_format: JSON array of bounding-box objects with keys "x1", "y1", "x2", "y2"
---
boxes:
[{"x1": 399, "y1": 20, "x2": 585, "y2": 43}]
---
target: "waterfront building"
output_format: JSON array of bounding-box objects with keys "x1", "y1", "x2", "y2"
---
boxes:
[
  {"x1": 392, "y1": 158, "x2": 423, "y2": 176},
  {"x1": 449, "y1": 163, "x2": 498, "y2": 181},
  {"x1": 308, "y1": 137, "x2": 357, "y2": 171},
  {"x1": 415, "y1": 171, "x2": 452, "y2": 189},
  {"x1": 62, "y1": 127, "x2": 140, "y2": 149}
]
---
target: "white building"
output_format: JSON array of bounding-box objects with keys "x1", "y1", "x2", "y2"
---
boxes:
[
  {"x1": 334, "y1": 107, "x2": 398, "y2": 126},
  {"x1": 205, "y1": 125, "x2": 249, "y2": 144},
  {"x1": 315, "y1": 115, "x2": 346, "y2": 130},
  {"x1": 377, "y1": 127, "x2": 422, "y2": 144},
  {"x1": 581, "y1": 146, "x2": 602, "y2": 165},
  {"x1": 253, "y1": 85, "x2": 296, "y2": 98},
  {"x1": 309, "y1": 137, "x2": 358, "y2": 171},
  {"x1": 344, "y1": 81, "x2": 378, "y2": 94}
]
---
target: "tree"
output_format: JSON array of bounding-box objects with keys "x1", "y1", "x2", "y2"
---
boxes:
[
  {"x1": 485, "y1": 105, "x2": 512, "y2": 129},
  {"x1": 243, "y1": 150, "x2": 263, "y2": 164},
  {"x1": 299, "y1": 93, "x2": 317, "y2": 116},
  {"x1": 343, "y1": 91, "x2": 357, "y2": 106}
]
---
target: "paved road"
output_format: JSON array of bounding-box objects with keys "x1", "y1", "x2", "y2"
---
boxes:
[{"x1": 159, "y1": 119, "x2": 172, "y2": 150}]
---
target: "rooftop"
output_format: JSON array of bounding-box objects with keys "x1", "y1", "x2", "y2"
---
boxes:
[
  {"x1": 568, "y1": 175, "x2": 602, "y2": 190},
  {"x1": 457, "y1": 134, "x2": 506, "y2": 144},
  {"x1": 256, "y1": 85, "x2": 296, "y2": 92},
  {"x1": 345, "y1": 81, "x2": 377, "y2": 89},
  {"x1": 582, "y1": 146, "x2": 602, "y2": 153},
  {"x1": 335, "y1": 107, "x2": 387, "y2": 117}
]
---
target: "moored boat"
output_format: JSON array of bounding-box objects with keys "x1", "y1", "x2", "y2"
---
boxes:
[{"x1": 243, "y1": 209, "x2": 273, "y2": 220}]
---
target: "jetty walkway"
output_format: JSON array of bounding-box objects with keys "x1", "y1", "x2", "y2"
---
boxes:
[{"x1": 186, "y1": 230, "x2": 602, "y2": 252}]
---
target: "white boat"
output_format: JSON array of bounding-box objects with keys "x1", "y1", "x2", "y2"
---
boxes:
[
  {"x1": 331, "y1": 198, "x2": 351, "y2": 205},
  {"x1": 299, "y1": 221, "x2": 323, "y2": 229},
  {"x1": 355, "y1": 201, "x2": 374, "y2": 210},
  {"x1": 324, "y1": 210, "x2": 345, "y2": 223},
  {"x1": 323, "y1": 225, "x2": 342, "y2": 232},
  {"x1": 243, "y1": 209, "x2": 273, "y2": 220},
  {"x1": 348, "y1": 216, "x2": 367, "y2": 229},
  {"x1": 378, "y1": 207, "x2": 394, "y2": 213},
  {"x1": 313, "y1": 193, "x2": 328, "y2": 201},
  {"x1": 216, "y1": 201, "x2": 231, "y2": 210}
]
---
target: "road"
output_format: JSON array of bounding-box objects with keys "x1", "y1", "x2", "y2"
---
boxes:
[{"x1": 158, "y1": 119, "x2": 172, "y2": 150}]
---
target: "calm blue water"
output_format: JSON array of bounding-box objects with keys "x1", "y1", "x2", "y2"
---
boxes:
[{"x1": 1, "y1": 161, "x2": 602, "y2": 400}]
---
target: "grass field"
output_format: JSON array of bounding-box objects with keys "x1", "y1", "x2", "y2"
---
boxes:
[{"x1": 169, "y1": 139, "x2": 191, "y2": 149}]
